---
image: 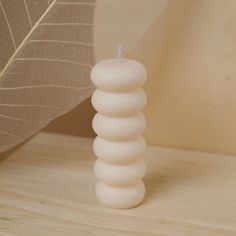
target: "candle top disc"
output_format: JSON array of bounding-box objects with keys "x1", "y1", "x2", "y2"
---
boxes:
[{"x1": 91, "y1": 59, "x2": 147, "y2": 92}]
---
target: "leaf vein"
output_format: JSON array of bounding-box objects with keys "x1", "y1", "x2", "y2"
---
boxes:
[
  {"x1": 26, "y1": 39, "x2": 92, "y2": 47},
  {"x1": 0, "y1": 85, "x2": 94, "y2": 90},
  {"x1": 13, "y1": 58, "x2": 92, "y2": 68},
  {"x1": 23, "y1": 0, "x2": 32, "y2": 28},
  {"x1": 0, "y1": 3, "x2": 16, "y2": 49}
]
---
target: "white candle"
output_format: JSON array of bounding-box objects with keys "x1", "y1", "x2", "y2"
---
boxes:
[{"x1": 91, "y1": 52, "x2": 147, "y2": 208}]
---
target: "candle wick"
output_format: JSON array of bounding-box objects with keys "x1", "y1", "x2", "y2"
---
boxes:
[{"x1": 117, "y1": 44, "x2": 123, "y2": 62}]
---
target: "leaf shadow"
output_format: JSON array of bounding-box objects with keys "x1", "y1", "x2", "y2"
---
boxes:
[{"x1": 0, "y1": 143, "x2": 25, "y2": 163}]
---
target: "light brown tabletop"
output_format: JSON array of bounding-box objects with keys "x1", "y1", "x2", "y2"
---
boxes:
[{"x1": 0, "y1": 132, "x2": 236, "y2": 236}]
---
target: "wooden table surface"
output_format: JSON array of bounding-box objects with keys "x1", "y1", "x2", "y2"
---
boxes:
[{"x1": 0, "y1": 132, "x2": 236, "y2": 236}]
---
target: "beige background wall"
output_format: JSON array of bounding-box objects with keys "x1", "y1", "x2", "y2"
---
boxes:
[
  {"x1": 131, "y1": 0, "x2": 236, "y2": 155},
  {"x1": 46, "y1": 0, "x2": 236, "y2": 155}
]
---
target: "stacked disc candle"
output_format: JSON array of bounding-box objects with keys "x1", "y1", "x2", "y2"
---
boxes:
[{"x1": 91, "y1": 58, "x2": 147, "y2": 208}]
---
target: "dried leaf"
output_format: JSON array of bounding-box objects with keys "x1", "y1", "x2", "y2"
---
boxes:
[{"x1": 0, "y1": 0, "x2": 167, "y2": 152}]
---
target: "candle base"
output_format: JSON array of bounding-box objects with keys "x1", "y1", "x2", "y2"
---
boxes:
[{"x1": 95, "y1": 181, "x2": 145, "y2": 209}]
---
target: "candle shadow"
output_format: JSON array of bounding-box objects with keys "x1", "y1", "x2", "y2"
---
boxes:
[{"x1": 143, "y1": 148, "x2": 215, "y2": 204}]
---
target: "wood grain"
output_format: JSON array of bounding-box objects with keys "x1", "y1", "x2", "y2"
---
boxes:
[{"x1": 0, "y1": 132, "x2": 236, "y2": 235}]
